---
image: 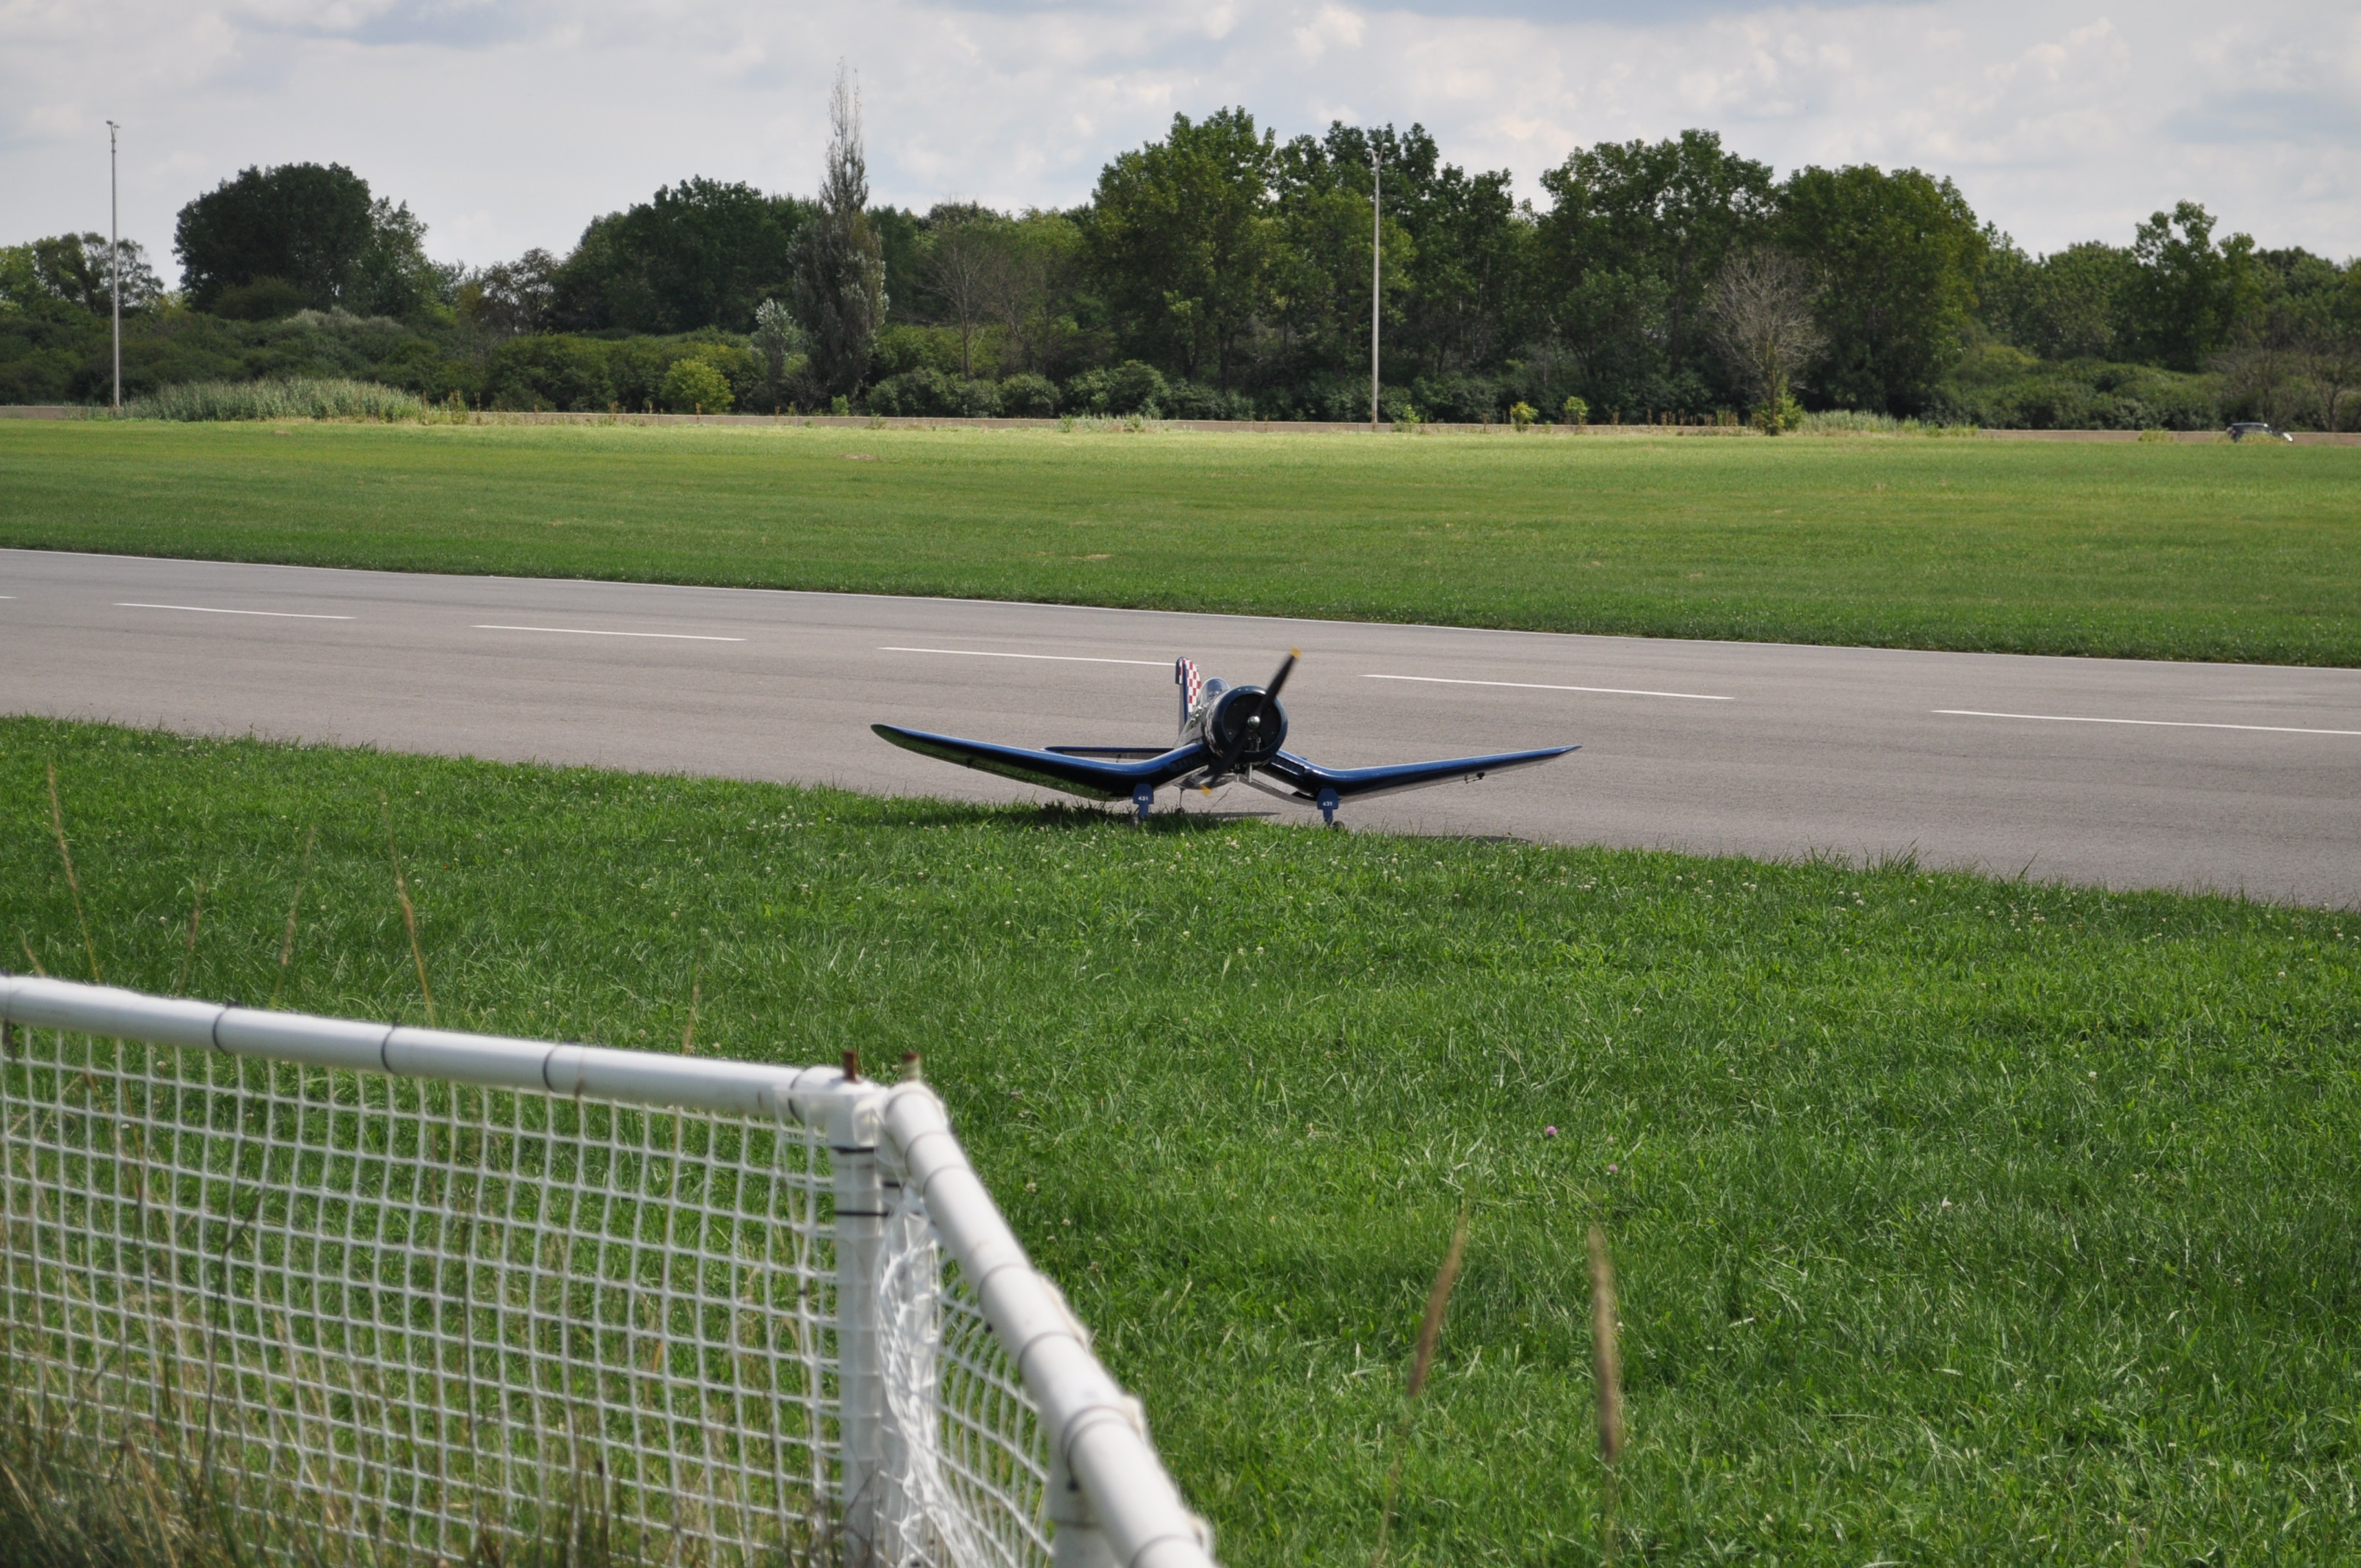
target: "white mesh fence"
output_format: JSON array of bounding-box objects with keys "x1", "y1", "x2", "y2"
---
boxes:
[
  {"x1": 0, "y1": 1022, "x2": 838, "y2": 1563},
  {"x1": 0, "y1": 979, "x2": 1217, "y2": 1568},
  {"x1": 877, "y1": 1193, "x2": 1051, "y2": 1568}
]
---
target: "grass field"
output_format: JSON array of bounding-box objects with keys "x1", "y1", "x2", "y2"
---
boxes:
[
  {"x1": 5, "y1": 718, "x2": 2357, "y2": 1564},
  {"x1": 2, "y1": 421, "x2": 2357, "y2": 666}
]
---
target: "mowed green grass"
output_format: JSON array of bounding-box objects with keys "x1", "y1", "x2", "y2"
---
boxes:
[
  {"x1": 5, "y1": 719, "x2": 2357, "y2": 1564},
  {"x1": 1, "y1": 421, "x2": 2356, "y2": 664}
]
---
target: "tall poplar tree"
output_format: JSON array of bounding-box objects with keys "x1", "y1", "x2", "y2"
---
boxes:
[{"x1": 794, "y1": 65, "x2": 888, "y2": 399}]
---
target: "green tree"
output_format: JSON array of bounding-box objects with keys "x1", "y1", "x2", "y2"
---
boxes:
[
  {"x1": 1978, "y1": 235, "x2": 2138, "y2": 361},
  {"x1": 794, "y1": 65, "x2": 888, "y2": 399},
  {"x1": 2, "y1": 234, "x2": 164, "y2": 316},
  {"x1": 458, "y1": 249, "x2": 558, "y2": 340},
  {"x1": 173, "y1": 164, "x2": 431, "y2": 316},
  {"x1": 660, "y1": 356, "x2": 733, "y2": 413},
  {"x1": 915, "y1": 204, "x2": 1009, "y2": 377},
  {"x1": 988, "y1": 211, "x2": 1089, "y2": 377},
  {"x1": 1776, "y1": 163, "x2": 1985, "y2": 413},
  {"x1": 550, "y1": 179, "x2": 808, "y2": 334},
  {"x1": 2118, "y1": 202, "x2": 2260, "y2": 371},
  {"x1": 1266, "y1": 127, "x2": 1411, "y2": 387},
  {"x1": 1539, "y1": 129, "x2": 1773, "y2": 401},
  {"x1": 1087, "y1": 108, "x2": 1277, "y2": 385}
]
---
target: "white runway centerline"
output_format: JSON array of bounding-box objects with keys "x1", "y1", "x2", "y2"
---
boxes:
[
  {"x1": 117, "y1": 602, "x2": 354, "y2": 620},
  {"x1": 882, "y1": 646, "x2": 1168, "y2": 667},
  {"x1": 1937, "y1": 709, "x2": 2361, "y2": 738},
  {"x1": 1366, "y1": 673, "x2": 1732, "y2": 702},
  {"x1": 474, "y1": 625, "x2": 745, "y2": 642}
]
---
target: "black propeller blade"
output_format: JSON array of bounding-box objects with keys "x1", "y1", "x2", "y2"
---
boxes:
[{"x1": 1233, "y1": 649, "x2": 1299, "y2": 766}]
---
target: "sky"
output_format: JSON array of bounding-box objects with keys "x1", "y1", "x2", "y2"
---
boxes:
[{"x1": 4, "y1": 0, "x2": 2357, "y2": 279}]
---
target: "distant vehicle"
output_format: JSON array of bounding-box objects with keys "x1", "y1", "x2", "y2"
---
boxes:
[
  {"x1": 875, "y1": 652, "x2": 1576, "y2": 825},
  {"x1": 2227, "y1": 422, "x2": 2295, "y2": 443}
]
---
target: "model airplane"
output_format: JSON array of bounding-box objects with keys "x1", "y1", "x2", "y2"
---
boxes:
[{"x1": 874, "y1": 651, "x2": 1576, "y2": 824}]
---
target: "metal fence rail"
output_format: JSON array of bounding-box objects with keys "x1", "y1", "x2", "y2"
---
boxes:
[{"x1": 0, "y1": 974, "x2": 1214, "y2": 1568}]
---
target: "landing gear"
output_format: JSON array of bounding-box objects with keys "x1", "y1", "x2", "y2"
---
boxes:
[
  {"x1": 1317, "y1": 786, "x2": 1341, "y2": 827},
  {"x1": 1133, "y1": 781, "x2": 1156, "y2": 824}
]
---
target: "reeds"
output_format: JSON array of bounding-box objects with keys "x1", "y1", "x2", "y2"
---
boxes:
[
  {"x1": 45, "y1": 761, "x2": 101, "y2": 983},
  {"x1": 1370, "y1": 1198, "x2": 1473, "y2": 1568},
  {"x1": 125, "y1": 377, "x2": 425, "y2": 422},
  {"x1": 380, "y1": 794, "x2": 436, "y2": 1026},
  {"x1": 1589, "y1": 1224, "x2": 1626, "y2": 1566}
]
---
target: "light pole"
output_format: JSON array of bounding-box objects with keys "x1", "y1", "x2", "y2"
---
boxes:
[
  {"x1": 1369, "y1": 142, "x2": 1381, "y2": 430},
  {"x1": 106, "y1": 120, "x2": 121, "y2": 412}
]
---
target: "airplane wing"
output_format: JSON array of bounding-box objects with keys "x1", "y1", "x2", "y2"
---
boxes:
[
  {"x1": 873, "y1": 725, "x2": 1208, "y2": 802},
  {"x1": 1253, "y1": 744, "x2": 1577, "y2": 805}
]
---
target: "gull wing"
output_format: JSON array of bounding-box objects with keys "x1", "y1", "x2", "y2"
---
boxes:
[
  {"x1": 873, "y1": 725, "x2": 1208, "y2": 802},
  {"x1": 1254, "y1": 744, "x2": 1577, "y2": 804}
]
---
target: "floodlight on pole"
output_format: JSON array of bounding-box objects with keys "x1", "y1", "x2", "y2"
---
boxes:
[
  {"x1": 1370, "y1": 140, "x2": 1381, "y2": 431},
  {"x1": 107, "y1": 121, "x2": 121, "y2": 412}
]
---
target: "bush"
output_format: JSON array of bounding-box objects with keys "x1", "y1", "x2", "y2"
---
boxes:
[
  {"x1": 482, "y1": 335, "x2": 614, "y2": 411},
  {"x1": 1508, "y1": 400, "x2": 1537, "y2": 429},
  {"x1": 211, "y1": 278, "x2": 307, "y2": 322},
  {"x1": 126, "y1": 377, "x2": 422, "y2": 421},
  {"x1": 1930, "y1": 355, "x2": 2220, "y2": 430},
  {"x1": 998, "y1": 372, "x2": 1058, "y2": 417},
  {"x1": 660, "y1": 356, "x2": 733, "y2": 413},
  {"x1": 1411, "y1": 373, "x2": 1504, "y2": 424},
  {"x1": 1160, "y1": 380, "x2": 1256, "y2": 421},
  {"x1": 1561, "y1": 396, "x2": 1590, "y2": 427},
  {"x1": 670, "y1": 338, "x2": 764, "y2": 410},
  {"x1": 864, "y1": 368, "x2": 950, "y2": 415},
  {"x1": 1065, "y1": 360, "x2": 1169, "y2": 417}
]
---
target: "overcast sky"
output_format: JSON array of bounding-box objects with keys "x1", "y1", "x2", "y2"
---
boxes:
[{"x1": 5, "y1": 0, "x2": 2356, "y2": 278}]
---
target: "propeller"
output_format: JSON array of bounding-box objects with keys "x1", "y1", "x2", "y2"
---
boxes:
[{"x1": 1230, "y1": 649, "x2": 1299, "y2": 769}]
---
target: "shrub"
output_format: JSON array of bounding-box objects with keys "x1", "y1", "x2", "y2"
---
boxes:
[
  {"x1": 1753, "y1": 393, "x2": 1805, "y2": 434},
  {"x1": 210, "y1": 278, "x2": 307, "y2": 322},
  {"x1": 1561, "y1": 396, "x2": 1590, "y2": 427},
  {"x1": 482, "y1": 335, "x2": 614, "y2": 411},
  {"x1": 1508, "y1": 400, "x2": 1537, "y2": 429},
  {"x1": 864, "y1": 367, "x2": 951, "y2": 415},
  {"x1": 1065, "y1": 360, "x2": 1168, "y2": 417},
  {"x1": 660, "y1": 356, "x2": 733, "y2": 413},
  {"x1": 1161, "y1": 380, "x2": 1256, "y2": 420},
  {"x1": 126, "y1": 377, "x2": 422, "y2": 421},
  {"x1": 998, "y1": 372, "x2": 1058, "y2": 417},
  {"x1": 1930, "y1": 355, "x2": 2220, "y2": 430},
  {"x1": 1410, "y1": 373, "x2": 1503, "y2": 424}
]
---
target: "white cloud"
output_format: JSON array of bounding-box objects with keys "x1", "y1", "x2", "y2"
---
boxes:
[{"x1": 2, "y1": 0, "x2": 2355, "y2": 276}]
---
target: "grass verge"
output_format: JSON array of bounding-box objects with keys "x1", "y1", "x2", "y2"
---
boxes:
[
  {"x1": 4, "y1": 717, "x2": 2358, "y2": 1564},
  {"x1": 2, "y1": 421, "x2": 2356, "y2": 664}
]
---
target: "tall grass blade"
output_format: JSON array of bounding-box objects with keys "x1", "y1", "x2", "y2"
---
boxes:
[
  {"x1": 269, "y1": 824, "x2": 318, "y2": 1009},
  {"x1": 45, "y1": 760, "x2": 101, "y2": 983},
  {"x1": 1589, "y1": 1224, "x2": 1625, "y2": 1565},
  {"x1": 379, "y1": 794, "x2": 436, "y2": 1027},
  {"x1": 1371, "y1": 1197, "x2": 1474, "y2": 1568},
  {"x1": 174, "y1": 879, "x2": 204, "y2": 996}
]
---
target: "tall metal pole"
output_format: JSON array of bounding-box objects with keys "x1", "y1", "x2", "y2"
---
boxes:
[
  {"x1": 107, "y1": 121, "x2": 121, "y2": 412},
  {"x1": 1370, "y1": 142, "x2": 1381, "y2": 430}
]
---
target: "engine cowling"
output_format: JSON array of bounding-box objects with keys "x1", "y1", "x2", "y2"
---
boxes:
[{"x1": 1204, "y1": 686, "x2": 1288, "y2": 769}]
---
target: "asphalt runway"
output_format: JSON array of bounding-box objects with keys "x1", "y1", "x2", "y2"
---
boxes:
[{"x1": 4, "y1": 548, "x2": 2357, "y2": 906}]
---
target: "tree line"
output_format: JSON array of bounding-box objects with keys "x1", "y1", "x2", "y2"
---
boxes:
[{"x1": 5, "y1": 95, "x2": 2357, "y2": 429}]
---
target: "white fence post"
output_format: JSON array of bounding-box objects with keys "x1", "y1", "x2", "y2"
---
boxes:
[{"x1": 831, "y1": 1073, "x2": 889, "y2": 1567}]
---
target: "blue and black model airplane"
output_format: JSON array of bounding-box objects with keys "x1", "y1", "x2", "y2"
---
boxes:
[{"x1": 874, "y1": 651, "x2": 1576, "y2": 824}]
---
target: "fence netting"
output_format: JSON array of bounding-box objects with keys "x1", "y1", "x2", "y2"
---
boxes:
[
  {"x1": 877, "y1": 1191, "x2": 1051, "y2": 1568},
  {"x1": 0, "y1": 1023, "x2": 1056, "y2": 1567}
]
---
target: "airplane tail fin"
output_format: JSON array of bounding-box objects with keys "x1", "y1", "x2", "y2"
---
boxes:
[{"x1": 1175, "y1": 656, "x2": 1203, "y2": 732}]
